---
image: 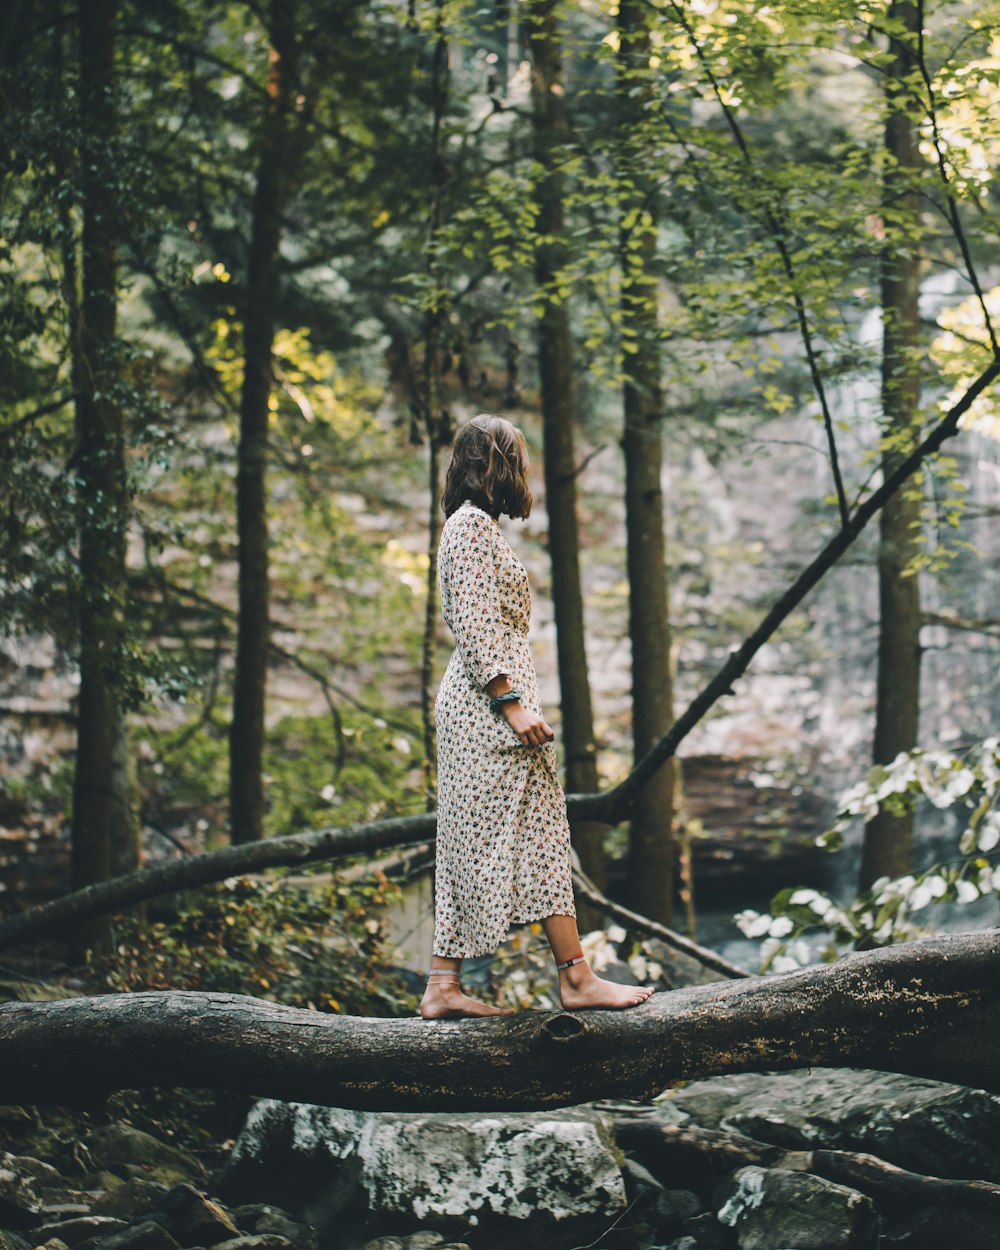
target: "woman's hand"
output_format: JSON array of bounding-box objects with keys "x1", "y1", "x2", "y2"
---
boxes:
[{"x1": 502, "y1": 701, "x2": 555, "y2": 747}]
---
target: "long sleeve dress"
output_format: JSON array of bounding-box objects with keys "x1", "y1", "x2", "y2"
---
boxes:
[{"x1": 432, "y1": 499, "x2": 577, "y2": 959}]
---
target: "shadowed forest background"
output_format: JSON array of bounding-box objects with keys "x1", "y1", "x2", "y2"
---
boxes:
[{"x1": 1, "y1": 0, "x2": 1000, "y2": 1245}]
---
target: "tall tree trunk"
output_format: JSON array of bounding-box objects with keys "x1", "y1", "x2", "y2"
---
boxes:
[
  {"x1": 71, "y1": 0, "x2": 124, "y2": 958},
  {"x1": 618, "y1": 0, "x2": 676, "y2": 925},
  {"x1": 230, "y1": 0, "x2": 295, "y2": 845},
  {"x1": 861, "y1": 0, "x2": 923, "y2": 890},
  {"x1": 419, "y1": 6, "x2": 450, "y2": 807},
  {"x1": 526, "y1": 0, "x2": 605, "y2": 907}
]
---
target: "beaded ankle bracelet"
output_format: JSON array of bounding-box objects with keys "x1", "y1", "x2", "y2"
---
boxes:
[{"x1": 555, "y1": 953, "x2": 586, "y2": 971}]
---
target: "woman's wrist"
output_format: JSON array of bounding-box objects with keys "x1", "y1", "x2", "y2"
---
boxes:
[{"x1": 489, "y1": 689, "x2": 522, "y2": 715}]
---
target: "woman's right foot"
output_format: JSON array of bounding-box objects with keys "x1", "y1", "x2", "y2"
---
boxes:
[
  {"x1": 419, "y1": 979, "x2": 515, "y2": 1020},
  {"x1": 558, "y1": 962, "x2": 655, "y2": 1011}
]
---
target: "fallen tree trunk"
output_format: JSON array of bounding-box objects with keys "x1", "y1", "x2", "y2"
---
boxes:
[
  {"x1": 0, "y1": 931, "x2": 996, "y2": 1111},
  {"x1": 615, "y1": 1118, "x2": 1000, "y2": 1212}
]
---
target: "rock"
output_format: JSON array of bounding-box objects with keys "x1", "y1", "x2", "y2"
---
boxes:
[
  {"x1": 361, "y1": 1239, "x2": 403, "y2": 1250},
  {"x1": 3, "y1": 1155, "x2": 63, "y2": 1190},
  {"x1": 83, "y1": 1129, "x2": 205, "y2": 1185},
  {"x1": 672, "y1": 1213, "x2": 732, "y2": 1250},
  {"x1": 226, "y1": 1206, "x2": 316, "y2": 1250},
  {"x1": 31, "y1": 1218, "x2": 128, "y2": 1246},
  {"x1": 158, "y1": 1184, "x2": 239, "y2": 1246},
  {"x1": 717, "y1": 1165, "x2": 877, "y2": 1250},
  {"x1": 34, "y1": 1240, "x2": 71, "y2": 1250},
  {"x1": 403, "y1": 1237, "x2": 445, "y2": 1250},
  {"x1": 654, "y1": 1189, "x2": 704, "y2": 1229},
  {"x1": 214, "y1": 1103, "x2": 364, "y2": 1223},
  {"x1": 220, "y1": 1101, "x2": 626, "y2": 1236},
  {"x1": 623, "y1": 1158, "x2": 664, "y2": 1197},
  {"x1": 0, "y1": 1234, "x2": 34, "y2": 1250},
  {"x1": 883, "y1": 1205, "x2": 1000, "y2": 1249},
  {"x1": 663, "y1": 1068, "x2": 1000, "y2": 1181},
  {"x1": 121, "y1": 1167, "x2": 193, "y2": 1189},
  {"x1": 211, "y1": 1238, "x2": 293, "y2": 1250},
  {"x1": 39, "y1": 1206, "x2": 95, "y2": 1222},
  {"x1": 0, "y1": 1163, "x2": 42, "y2": 1229},
  {"x1": 0, "y1": 1106, "x2": 36, "y2": 1138},
  {"x1": 90, "y1": 1180, "x2": 171, "y2": 1222},
  {"x1": 87, "y1": 1220, "x2": 182, "y2": 1250},
  {"x1": 357, "y1": 1109, "x2": 625, "y2": 1227}
]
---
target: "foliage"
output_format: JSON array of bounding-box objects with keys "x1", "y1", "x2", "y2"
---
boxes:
[
  {"x1": 734, "y1": 737, "x2": 1000, "y2": 972},
  {"x1": 97, "y1": 870, "x2": 418, "y2": 1017}
]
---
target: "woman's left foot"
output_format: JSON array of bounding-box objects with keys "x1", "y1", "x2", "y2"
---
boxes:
[
  {"x1": 558, "y1": 963, "x2": 655, "y2": 1011},
  {"x1": 419, "y1": 981, "x2": 515, "y2": 1020}
]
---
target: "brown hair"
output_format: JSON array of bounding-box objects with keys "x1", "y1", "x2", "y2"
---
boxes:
[{"x1": 441, "y1": 414, "x2": 533, "y2": 520}]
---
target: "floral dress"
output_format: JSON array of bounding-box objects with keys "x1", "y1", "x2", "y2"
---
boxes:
[{"x1": 432, "y1": 500, "x2": 577, "y2": 959}]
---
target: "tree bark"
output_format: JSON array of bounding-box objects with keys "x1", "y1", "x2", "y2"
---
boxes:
[
  {"x1": 230, "y1": 0, "x2": 295, "y2": 844},
  {"x1": 526, "y1": 0, "x2": 606, "y2": 908},
  {"x1": 861, "y1": 0, "x2": 924, "y2": 890},
  {"x1": 418, "y1": 4, "x2": 449, "y2": 805},
  {"x1": 71, "y1": 0, "x2": 124, "y2": 959},
  {"x1": 0, "y1": 932, "x2": 996, "y2": 1110},
  {"x1": 618, "y1": 0, "x2": 677, "y2": 927}
]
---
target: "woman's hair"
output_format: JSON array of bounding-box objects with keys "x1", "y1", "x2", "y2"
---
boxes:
[{"x1": 441, "y1": 414, "x2": 533, "y2": 520}]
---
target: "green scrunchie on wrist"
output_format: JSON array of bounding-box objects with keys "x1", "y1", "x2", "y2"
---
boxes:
[{"x1": 488, "y1": 689, "x2": 522, "y2": 714}]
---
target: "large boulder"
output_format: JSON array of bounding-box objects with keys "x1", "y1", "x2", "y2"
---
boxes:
[
  {"x1": 717, "y1": 1166, "x2": 878, "y2": 1250},
  {"x1": 661, "y1": 1069, "x2": 1000, "y2": 1180},
  {"x1": 216, "y1": 1102, "x2": 625, "y2": 1238}
]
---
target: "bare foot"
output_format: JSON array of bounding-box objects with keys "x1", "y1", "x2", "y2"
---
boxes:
[
  {"x1": 419, "y1": 980, "x2": 515, "y2": 1020},
  {"x1": 558, "y1": 962, "x2": 656, "y2": 1011}
]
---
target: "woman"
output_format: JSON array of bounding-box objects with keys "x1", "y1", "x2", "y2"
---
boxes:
[{"x1": 420, "y1": 413, "x2": 655, "y2": 1019}]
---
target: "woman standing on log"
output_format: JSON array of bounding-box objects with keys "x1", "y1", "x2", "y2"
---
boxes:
[{"x1": 421, "y1": 414, "x2": 655, "y2": 1019}]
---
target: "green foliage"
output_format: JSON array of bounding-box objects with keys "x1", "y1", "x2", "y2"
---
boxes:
[
  {"x1": 265, "y1": 708, "x2": 427, "y2": 832},
  {"x1": 98, "y1": 870, "x2": 418, "y2": 1017},
  {"x1": 138, "y1": 699, "x2": 428, "y2": 841},
  {"x1": 735, "y1": 738, "x2": 1000, "y2": 971}
]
